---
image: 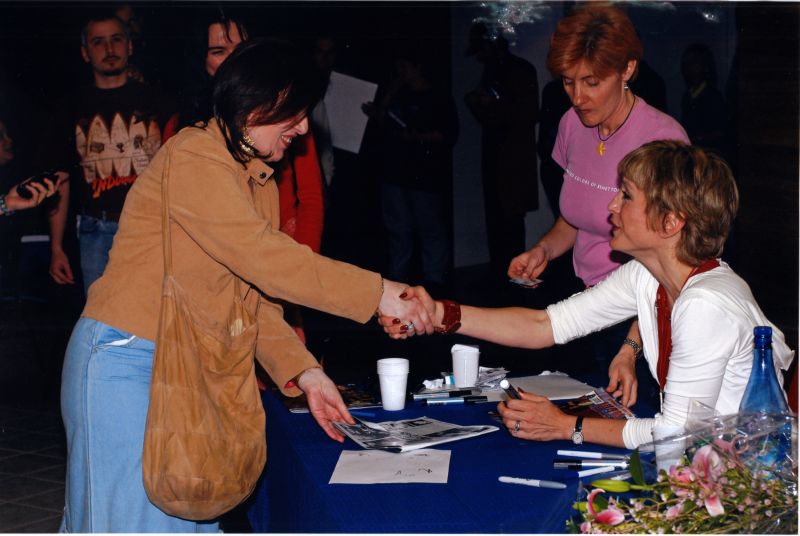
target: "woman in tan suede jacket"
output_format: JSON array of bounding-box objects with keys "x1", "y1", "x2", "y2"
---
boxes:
[{"x1": 60, "y1": 39, "x2": 433, "y2": 533}]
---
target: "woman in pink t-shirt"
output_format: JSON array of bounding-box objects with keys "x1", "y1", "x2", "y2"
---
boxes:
[{"x1": 508, "y1": 4, "x2": 688, "y2": 403}]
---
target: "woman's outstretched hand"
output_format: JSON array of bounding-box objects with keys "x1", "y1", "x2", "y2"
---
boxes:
[
  {"x1": 378, "y1": 285, "x2": 441, "y2": 339},
  {"x1": 296, "y1": 367, "x2": 355, "y2": 442}
]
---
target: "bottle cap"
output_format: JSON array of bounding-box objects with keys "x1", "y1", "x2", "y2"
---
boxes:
[{"x1": 754, "y1": 326, "x2": 773, "y2": 338}]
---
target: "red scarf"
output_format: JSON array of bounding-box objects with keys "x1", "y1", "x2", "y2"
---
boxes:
[{"x1": 655, "y1": 259, "x2": 720, "y2": 391}]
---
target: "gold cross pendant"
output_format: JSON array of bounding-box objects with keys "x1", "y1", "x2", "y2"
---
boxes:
[{"x1": 597, "y1": 141, "x2": 606, "y2": 156}]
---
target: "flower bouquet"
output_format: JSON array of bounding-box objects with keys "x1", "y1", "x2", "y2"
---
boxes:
[{"x1": 568, "y1": 413, "x2": 798, "y2": 534}]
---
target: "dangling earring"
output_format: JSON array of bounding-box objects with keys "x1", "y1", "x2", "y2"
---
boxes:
[
  {"x1": 623, "y1": 81, "x2": 630, "y2": 91},
  {"x1": 239, "y1": 130, "x2": 256, "y2": 156}
]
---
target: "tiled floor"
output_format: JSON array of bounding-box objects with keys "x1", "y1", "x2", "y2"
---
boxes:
[{"x1": 0, "y1": 405, "x2": 65, "y2": 533}]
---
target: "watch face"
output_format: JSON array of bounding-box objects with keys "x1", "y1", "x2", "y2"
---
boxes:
[{"x1": 571, "y1": 431, "x2": 584, "y2": 445}]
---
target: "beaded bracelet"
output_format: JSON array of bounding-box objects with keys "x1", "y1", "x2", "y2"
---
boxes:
[
  {"x1": 622, "y1": 337, "x2": 643, "y2": 358},
  {"x1": 0, "y1": 194, "x2": 14, "y2": 216}
]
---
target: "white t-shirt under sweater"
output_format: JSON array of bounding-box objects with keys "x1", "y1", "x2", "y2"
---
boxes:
[{"x1": 546, "y1": 260, "x2": 794, "y2": 448}]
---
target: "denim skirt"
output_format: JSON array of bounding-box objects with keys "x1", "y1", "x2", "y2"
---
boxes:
[{"x1": 60, "y1": 317, "x2": 219, "y2": 533}]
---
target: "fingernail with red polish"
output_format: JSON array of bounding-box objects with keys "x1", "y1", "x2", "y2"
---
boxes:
[
  {"x1": 400, "y1": 325, "x2": 408, "y2": 332},
  {"x1": 392, "y1": 318, "x2": 401, "y2": 324}
]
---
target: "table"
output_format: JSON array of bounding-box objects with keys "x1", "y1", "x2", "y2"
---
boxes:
[{"x1": 247, "y1": 386, "x2": 653, "y2": 533}]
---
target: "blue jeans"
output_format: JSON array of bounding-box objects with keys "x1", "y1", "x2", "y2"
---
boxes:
[
  {"x1": 78, "y1": 215, "x2": 118, "y2": 295},
  {"x1": 60, "y1": 318, "x2": 219, "y2": 533},
  {"x1": 380, "y1": 183, "x2": 449, "y2": 284}
]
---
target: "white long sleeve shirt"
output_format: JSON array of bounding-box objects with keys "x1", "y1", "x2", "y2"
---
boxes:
[{"x1": 546, "y1": 260, "x2": 794, "y2": 448}]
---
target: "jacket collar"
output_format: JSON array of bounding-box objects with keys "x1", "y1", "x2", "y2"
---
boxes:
[{"x1": 207, "y1": 119, "x2": 273, "y2": 186}]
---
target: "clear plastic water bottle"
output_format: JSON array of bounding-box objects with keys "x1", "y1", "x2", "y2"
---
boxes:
[{"x1": 738, "y1": 326, "x2": 792, "y2": 476}]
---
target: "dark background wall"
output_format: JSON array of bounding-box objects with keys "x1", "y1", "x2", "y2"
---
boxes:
[{"x1": 0, "y1": 1, "x2": 796, "y2": 355}]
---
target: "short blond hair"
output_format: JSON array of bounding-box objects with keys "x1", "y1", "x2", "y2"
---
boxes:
[{"x1": 618, "y1": 141, "x2": 739, "y2": 265}]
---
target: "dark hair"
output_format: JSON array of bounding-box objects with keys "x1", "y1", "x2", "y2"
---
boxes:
[
  {"x1": 619, "y1": 140, "x2": 739, "y2": 265},
  {"x1": 80, "y1": 10, "x2": 130, "y2": 48},
  {"x1": 212, "y1": 38, "x2": 328, "y2": 164},
  {"x1": 547, "y1": 4, "x2": 642, "y2": 80},
  {"x1": 178, "y1": 9, "x2": 249, "y2": 129},
  {"x1": 681, "y1": 43, "x2": 717, "y2": 87}
]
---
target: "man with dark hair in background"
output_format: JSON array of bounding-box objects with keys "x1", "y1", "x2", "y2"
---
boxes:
[
  {"x1": 47, "y1": 10, "x2": 177, "y2": 295},
  {"x1": 465, "y1": 23, "x2": 539, "y2": 282}
]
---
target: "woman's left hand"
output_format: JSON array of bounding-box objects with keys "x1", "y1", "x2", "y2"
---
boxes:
[
  {"x1": 296, "y1": 367, "x2": 355, "y2": 442},
  {"x1": 496, "y1": 388, "x2": 572, "y2": 441}
]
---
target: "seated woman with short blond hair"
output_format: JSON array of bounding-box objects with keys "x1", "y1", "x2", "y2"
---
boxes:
[{"x1": 383, "y1": 140, "x2": 794, "y2": 449}]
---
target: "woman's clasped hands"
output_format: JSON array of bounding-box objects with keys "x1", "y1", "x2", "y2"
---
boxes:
[{"x1": 377, "y1": 284, "x2": 439, "y2": 339}]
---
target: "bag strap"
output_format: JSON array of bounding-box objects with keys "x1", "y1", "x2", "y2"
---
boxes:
[
  {"x1": 160, "y1": 148, "x2": 174, "y2": 277},
  {"x1": 159, "y1": 141, "x2": 251, "y2": 300}
]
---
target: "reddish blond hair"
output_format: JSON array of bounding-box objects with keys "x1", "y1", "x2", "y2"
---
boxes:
[{"x1": 547, "y1": 4, "x2": 643, "y2": 79}]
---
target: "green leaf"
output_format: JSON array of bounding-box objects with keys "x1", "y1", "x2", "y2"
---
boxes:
[
  {"x1": 593, "y1": 493, "x2": 609, "y2": 510},
  {"x1": 630, "y1": 448, "x2": 645, "y2": 485}
]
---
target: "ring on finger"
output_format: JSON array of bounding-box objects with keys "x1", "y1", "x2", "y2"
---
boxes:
[
  {"x1": 407, "y1": 321, "x2": 415, "y2": 332},
  {"x1": 514, "y1": 420, "x2": 521, "y2": 433}
]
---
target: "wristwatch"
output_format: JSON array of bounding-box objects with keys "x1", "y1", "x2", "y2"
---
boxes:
[{"x1": 571, "y1": 415, "x2": 585, "y2": 445}]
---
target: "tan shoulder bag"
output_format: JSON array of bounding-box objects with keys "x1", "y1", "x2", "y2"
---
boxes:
[{"x1": 142, "y1": 147, "x2": 266, "y2": 520}]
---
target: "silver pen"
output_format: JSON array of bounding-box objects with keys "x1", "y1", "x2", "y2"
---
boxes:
[
  {"x1": 498, "y1": 476, "x2": 566, "y2": 490},
  {"x1": 557, "y1": 449, "x2": 629, "y2": 460}
]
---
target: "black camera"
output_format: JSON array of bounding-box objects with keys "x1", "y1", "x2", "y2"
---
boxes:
[{"x1": 15, "y1": 170, "x2": 59, "y2": 199}]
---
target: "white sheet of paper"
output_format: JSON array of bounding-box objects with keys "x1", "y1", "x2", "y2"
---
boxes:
[
  {"x1": 482, "y1": 372, "x2": 594, "y2": 402},
  {"x1": 329, "y1": 449, "x2": 450, "y2": 484},
  {"x1": 324, "y1": 71, "x2": 378, "y2": 154}
]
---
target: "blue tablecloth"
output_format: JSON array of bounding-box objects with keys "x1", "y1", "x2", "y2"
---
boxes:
[{"x1": 248, "y1": 388, "x2": 648, "y2": 533}]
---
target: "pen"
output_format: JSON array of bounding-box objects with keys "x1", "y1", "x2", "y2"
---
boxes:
[
  {"x1": 500, "y1": 379, "x2": 521, "y2": 400},
  {"x1": 498, "y1": 476, "x2": 566, "y2": 490},
  {"x1": 557, "y1": 449, "x2": 628, "y2": 460},
  {"x1": 426, "y1": 396, "x2": 488, "y2": 406},
  {"x1": 577, "y1": 465, "x2": 620, "y2": 478},
  {"x1": 553, "y1": 460, "x2": 629, "y2": 470},
  {"x1": 413, "y1": 389, "x2": 475, "y2": 400}
]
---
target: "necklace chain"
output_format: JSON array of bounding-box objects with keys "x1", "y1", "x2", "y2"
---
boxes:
[{"x1": 596, "y1": 95, "x2": 636, "y2": 156}]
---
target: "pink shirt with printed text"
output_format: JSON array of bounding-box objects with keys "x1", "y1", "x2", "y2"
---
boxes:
[{"x1": 553, "y1": 98, "x2": 689, "y2": 286}]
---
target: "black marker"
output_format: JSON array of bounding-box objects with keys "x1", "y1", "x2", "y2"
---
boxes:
[{"x1": 500, "y1": 379, "x2": 521, "y2": 400}]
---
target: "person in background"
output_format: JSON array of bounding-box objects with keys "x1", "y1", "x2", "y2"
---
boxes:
[
  {"x1": 507, "y1": 4, "x2": 689, "y2": 390},
  {"x1": 179, "y1": 11, "x2": 326, "y2": 343},
  {"x1": 384, "y1": 141, "x2": 794, "y2": 449},
  {"x1": 46, "y1": 10, "x2": 178, "y2": 295},
  {"x1": 680, "y1": 42, "x2": 730, "y2": 159},
  {"x1": 362, "y1": 44, "x2": 459, "y2": 292},
  {"x1": 60, "y1": 39, "x2": 434, "y2": 532},
  {"x1": 464, "y1": 23, "x2": 539, "y2": 283},
  {"x1": 309, "y1": 33, "x2": 337, "y2": 190}
]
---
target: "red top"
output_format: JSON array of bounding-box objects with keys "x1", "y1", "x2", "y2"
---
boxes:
[{"x1": 276, "y1": 133, "x2": 325, "y2": 253}]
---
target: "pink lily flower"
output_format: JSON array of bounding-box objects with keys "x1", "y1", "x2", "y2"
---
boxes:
[
  {"x1": 704, "y1": 493, "x2": 725, "y2": 517},
  {"x1": 668, "y1": 465, "x2": 695, "y2": 497},
  {"x1": 693, "y1": 444, "x2": 723, "y2": 483},
  {"x1": 587, "y1": 489, "x2": 626, "y2": 526}
]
